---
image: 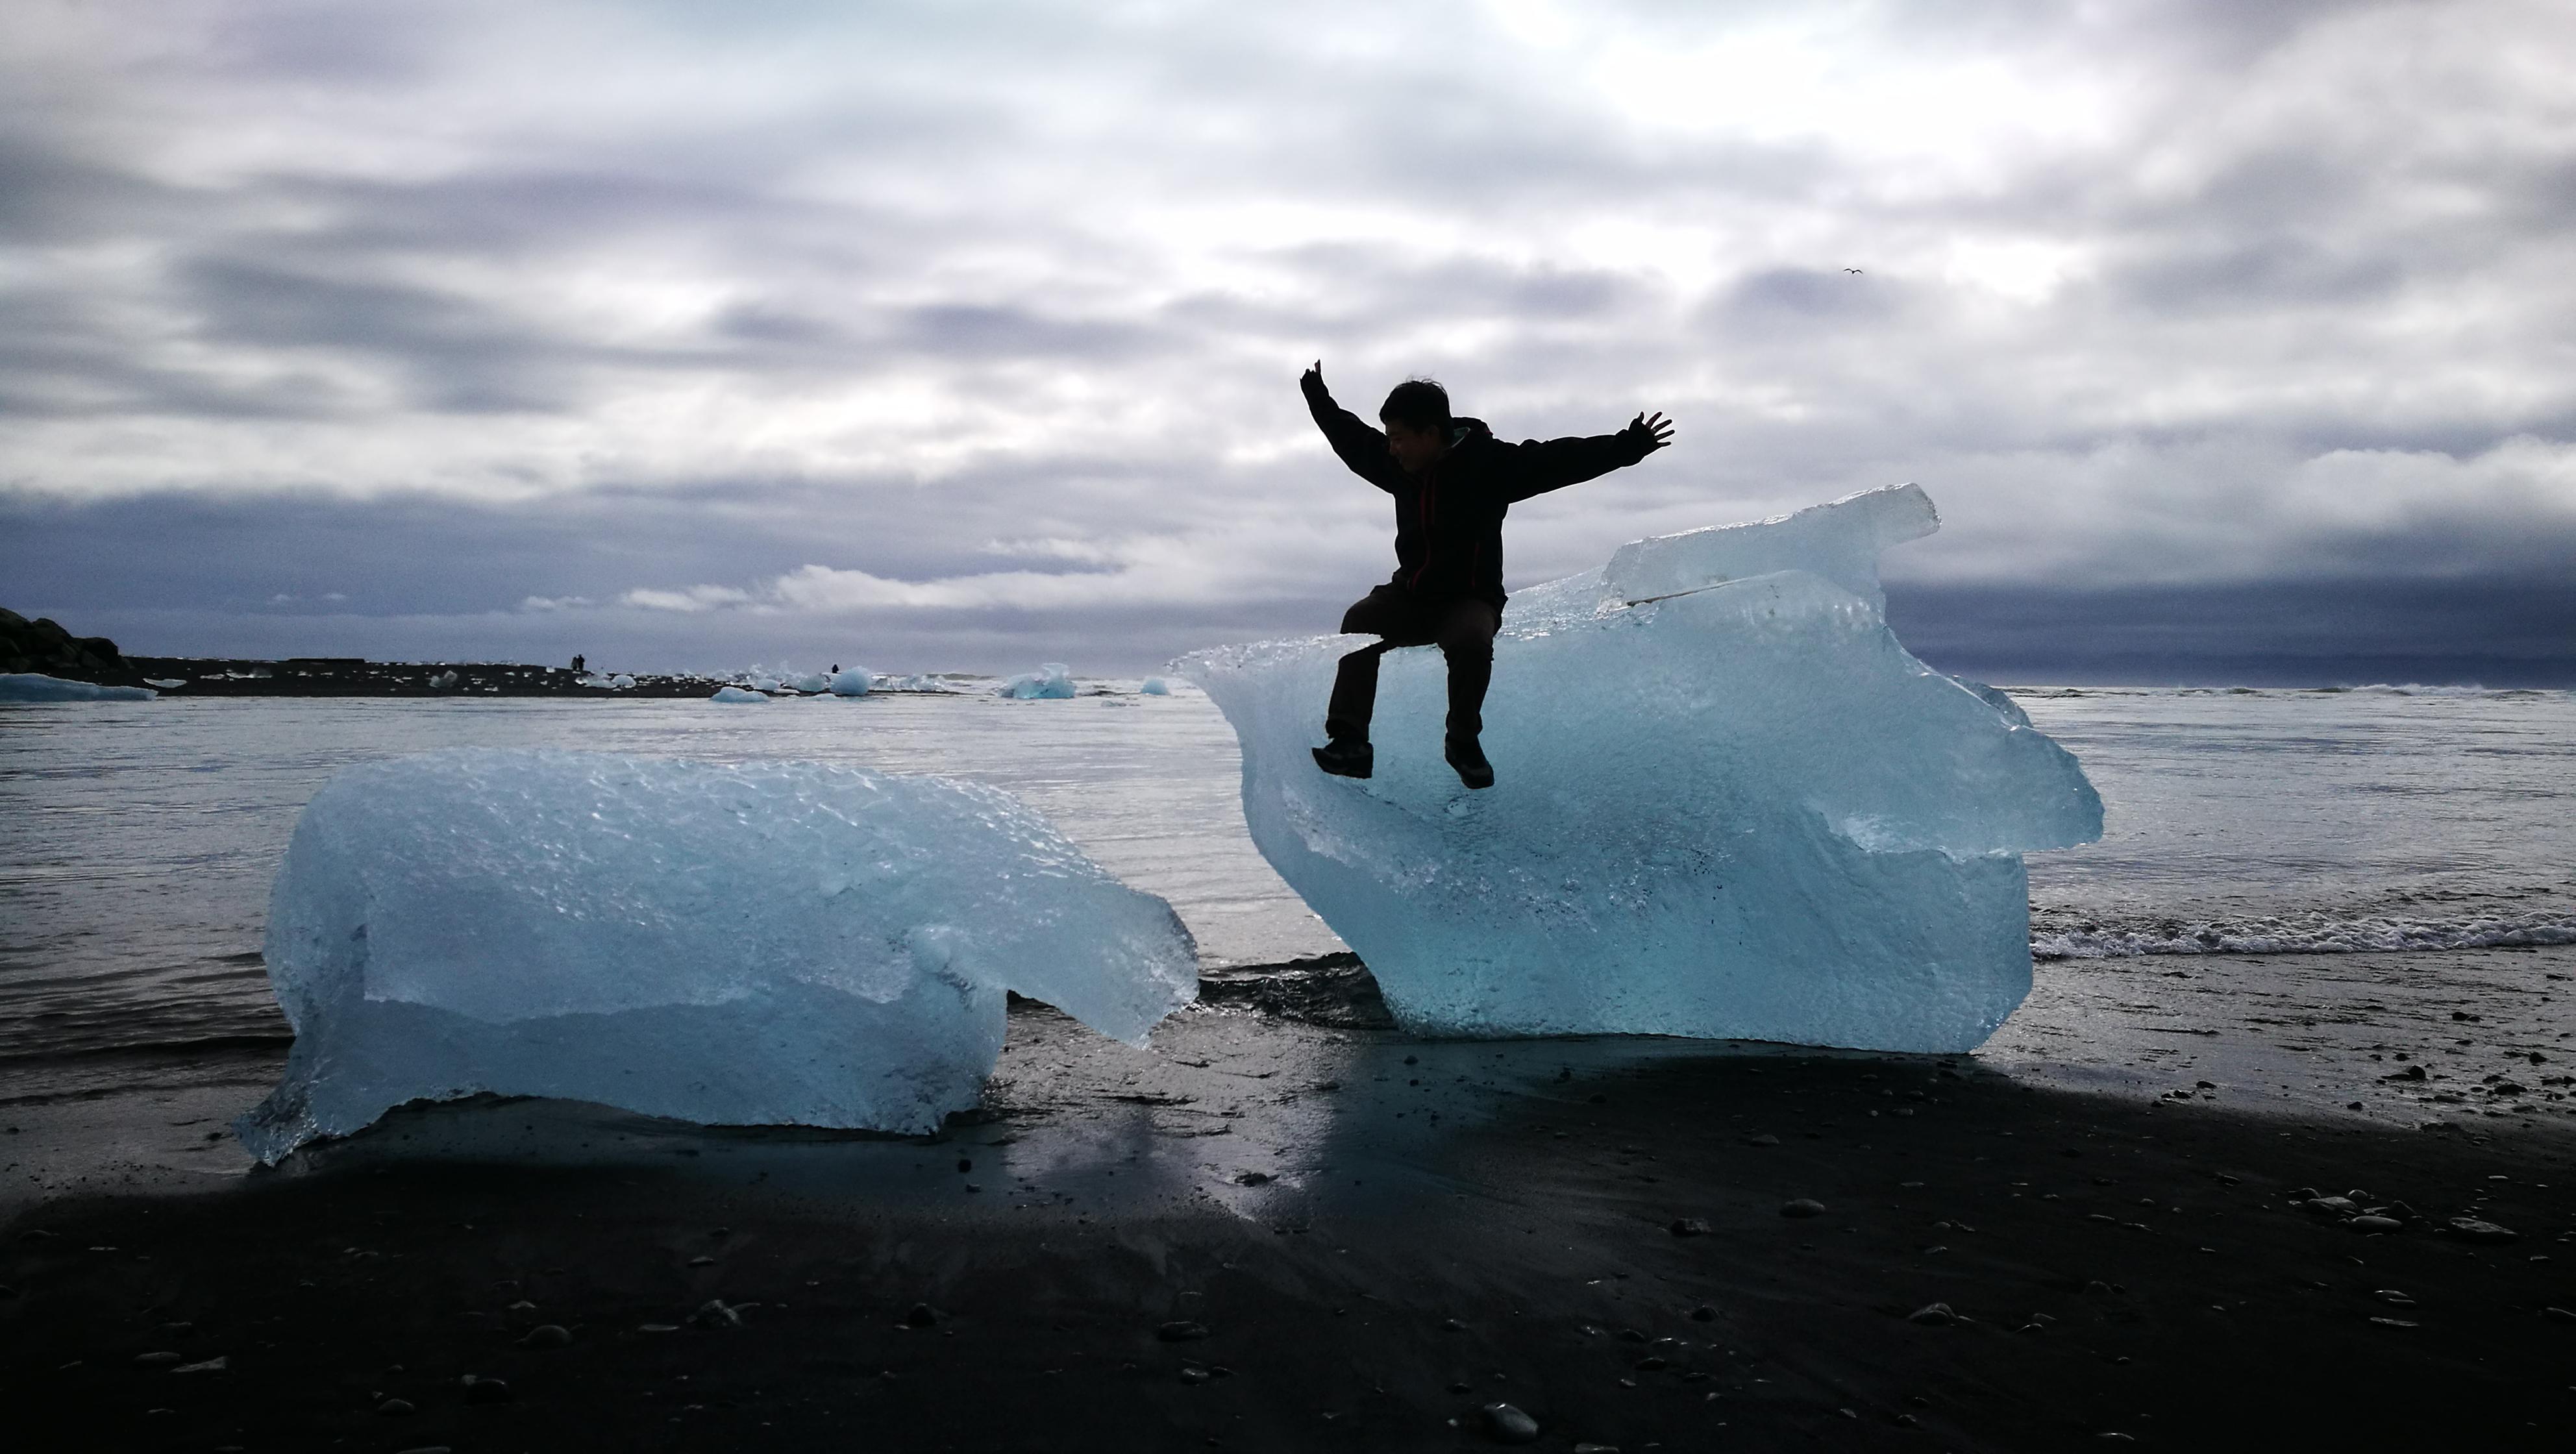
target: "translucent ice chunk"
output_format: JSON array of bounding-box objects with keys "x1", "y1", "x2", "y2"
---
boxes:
[
  {"x1": 997, "y1": 663, "x2": 1077, "y2": 699},
  {"x1": 1609, "y1": 482, "x2": 1938, "y2": 608},
  {"x1": 711, "y1": 685, "x2": 767, "y2": 703},
  {"x1": 238, "y1": 749, "x2": 1199, "y2": 1161},
  {"x1": 0, "y1": 672, "x2": 155, "y2": 701},
  {"x1": 1139, "y1": 678, "x2": 1172, "y2": 695},
  {"x1": 1180, "y1": 484, "x2": 2100, "y2": 1052},
  {"x1": 828, "y1": 668, "x2": 874, "y2": 696}
]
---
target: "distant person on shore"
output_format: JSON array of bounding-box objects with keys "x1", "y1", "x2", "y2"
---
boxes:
[
  {"x1": 1299, "y1": 362, "x2": 1671, "y2": 789},
  {"x1": 570, "y1": 654, "x2": 586, "y2": 673}
]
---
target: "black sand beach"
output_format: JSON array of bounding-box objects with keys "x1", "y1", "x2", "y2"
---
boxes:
[{"x1": 6, "y1": 978, "x2": 2573, "y2": 1453}]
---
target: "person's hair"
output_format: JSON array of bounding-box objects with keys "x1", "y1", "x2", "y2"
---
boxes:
[{"x1": 1379, "y1": 378, "x2": 1452, "y2": 434}]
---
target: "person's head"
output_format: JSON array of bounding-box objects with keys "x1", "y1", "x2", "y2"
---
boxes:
[{"x1": 1380, "y1": 378, "x2": 1452, "y2": 473}]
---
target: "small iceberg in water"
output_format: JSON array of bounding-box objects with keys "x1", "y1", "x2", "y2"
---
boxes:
[
  {"x1": 997, "y1": 663, "x2": 1078, "y2": 699},
  {"x1": 0, "y1": 672, "x2": 156, "y2": 701}
]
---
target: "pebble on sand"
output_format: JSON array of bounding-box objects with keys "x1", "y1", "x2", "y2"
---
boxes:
[
  {"x1": 171, "y1": 1355, "x2": 228, "y2": 1374},
  {"x1": 131, "y1": 1351, "x2": 183, "y2": 1368},
  {"x1": 1157, "y1": 1320, "x2": 1211, "y2": 1342},
  {"x1": 2444, "y1": 1218, "x2": 2519, "y2": 1244},
  {"x1": 1668, "y1": 1218, "x2": 1713, "y2": 1237},
  {"x1": 1780, "y1": 1198, "x2": 1827, "y2": 1218},
  {"x1": 1907, "y1": 1303, "x2": 1957, "y2": 1325},
  {"x1": 520, "y1": 1324, "x2": 573, "y2": 1348},
  {"x1": 460, "y1": 1374, "x2": 514, "y2": 1403},
  {"x1": 1480, "y1": 1401, "x2": 1541, "y2": 1444}
]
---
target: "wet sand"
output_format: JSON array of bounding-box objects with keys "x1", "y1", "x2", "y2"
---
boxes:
[{"x1": 6, "y1": 979, "x2": 2575, "y2": 1452}]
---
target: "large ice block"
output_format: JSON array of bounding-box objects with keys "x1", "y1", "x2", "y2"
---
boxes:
[
  {"x1": 238, "y1": 749, "x2": 1198, "y2": 1161},
  {"x1": 1181, "y1": 485, "x2": 2100, "y2": 1052}
]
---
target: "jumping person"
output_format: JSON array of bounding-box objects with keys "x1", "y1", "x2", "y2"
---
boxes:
[{"x1": 1300, "y1": 362, "x2": 1672, "y2": 789}]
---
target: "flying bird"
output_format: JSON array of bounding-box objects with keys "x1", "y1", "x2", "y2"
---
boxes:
[{"x1": 1844, "y1": 267, "x2": 1864, "y2": 275}]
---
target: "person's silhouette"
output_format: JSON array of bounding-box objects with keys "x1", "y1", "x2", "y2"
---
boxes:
[{"x1": 1298, "y1": 363, "x2": 1671, "y2": 788}]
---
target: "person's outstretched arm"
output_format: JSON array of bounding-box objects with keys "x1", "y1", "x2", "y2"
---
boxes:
[
  {"x1": 1501, "y1": 412, "x2": 1674, "y2": 503},
  {"x1": 1301, "y1": 361, "x2": 1402, "y2": 493}
]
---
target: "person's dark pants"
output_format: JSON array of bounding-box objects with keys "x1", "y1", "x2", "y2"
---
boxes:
[{"x1": 1324, "y1": 585, "x2": 1501, "y2": 745}]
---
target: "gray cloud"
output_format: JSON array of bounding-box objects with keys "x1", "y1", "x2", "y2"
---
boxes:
[{"x1": 1, "y1": 0, "x2": 2571, "y2": 681}]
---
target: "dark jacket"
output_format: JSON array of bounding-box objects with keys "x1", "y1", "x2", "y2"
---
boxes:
[{"x1": 1304, "y1": 377, "x2": 1654, "y2": 609}]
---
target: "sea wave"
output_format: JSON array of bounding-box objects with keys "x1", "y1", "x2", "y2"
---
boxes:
[{"x1": 2031, "y1": 909, "x2": 2576, "y2": 959}]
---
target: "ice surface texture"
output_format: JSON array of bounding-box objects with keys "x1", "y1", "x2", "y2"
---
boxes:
[
  {"x1": 0, "y1": 672, "x2": 155, "y2": 701},
  {"x1": 238, "y1": 749, "x2": 1198, "y2": 1161},
  {"x1": 1182, "y1": 484, "x2": 2101, "y2": 1052}
]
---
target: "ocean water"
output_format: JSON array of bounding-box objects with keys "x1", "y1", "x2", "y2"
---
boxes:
[{"x1": 1, "y1": 682, "x2": 2571, "y2": 1072}]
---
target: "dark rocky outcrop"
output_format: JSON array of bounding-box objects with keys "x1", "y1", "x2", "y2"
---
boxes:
[{"x1": 0, "y1": 608, "x2": 142, "y2": 686}]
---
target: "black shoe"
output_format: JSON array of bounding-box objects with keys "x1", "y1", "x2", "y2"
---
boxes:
[
  {"x1": 1444, "y1": 734, "x2": 1494, "y2": 789},
  {"x1": 1312, "y1": 737, "x2": 1374, "y2": 780}
]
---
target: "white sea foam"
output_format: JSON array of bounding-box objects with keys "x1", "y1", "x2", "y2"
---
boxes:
[{"x1": 2031, "y1": 909, "x2": 2576, "y2": 959}]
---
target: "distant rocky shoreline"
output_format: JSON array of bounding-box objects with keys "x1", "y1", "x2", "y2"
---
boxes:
[
  {"x1": 123, "y1": 657, "x2": 728, "y2": 698},
  {"x1": 3, "y1": 606, "x2": 725, "y2": 698}
]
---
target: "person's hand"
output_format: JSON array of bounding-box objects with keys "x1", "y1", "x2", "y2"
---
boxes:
[
  {"x1": 1300, "y1": 360, "x2": 1327, "y2": 396},
  {"x1": 1626, "y1": 410, "x2": 1674, "y2": 454}
]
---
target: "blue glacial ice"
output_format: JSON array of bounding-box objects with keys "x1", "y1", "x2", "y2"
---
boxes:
[
  {"x1": 0, "y1": 672, "x2": 156, "y2": 701},
  {"x1": 1182, "y1": 484, "x2": 2101, "y2": 1052},
  {"x1": 237, "y1": 749, "x2": 1199, "y2": 1161},
  {"x1": 828, "y1": 667, "x2": 874, "y2": 696},
  {"x1": 1139, "y1": 677, "x2": 1172, "y2": 696},
  {"x1": 710, "y1": 685, "x2": 768, "y2": 703},
  {"x1": 998, "y1": 663, "x2": 1078, "y2": 698}
]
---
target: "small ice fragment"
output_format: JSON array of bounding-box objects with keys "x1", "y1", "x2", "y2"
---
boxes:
[
  {"x1": 1139, "y1": 678, "x2": 1172, "y2": 696},
  {"x1": 997, "y1": 663, "x2": 1076, "y2": 699},
  {"x1": 710, "y1": 685, "x2": 767, "y2": 703},
  {"x1": 828, "y1": 668, "x2": 874, "y2": 697}
]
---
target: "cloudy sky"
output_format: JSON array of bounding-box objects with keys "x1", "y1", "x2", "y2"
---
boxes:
[{"x1": 4, "y1": 0, "x2": 2571, "y2": 682}]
